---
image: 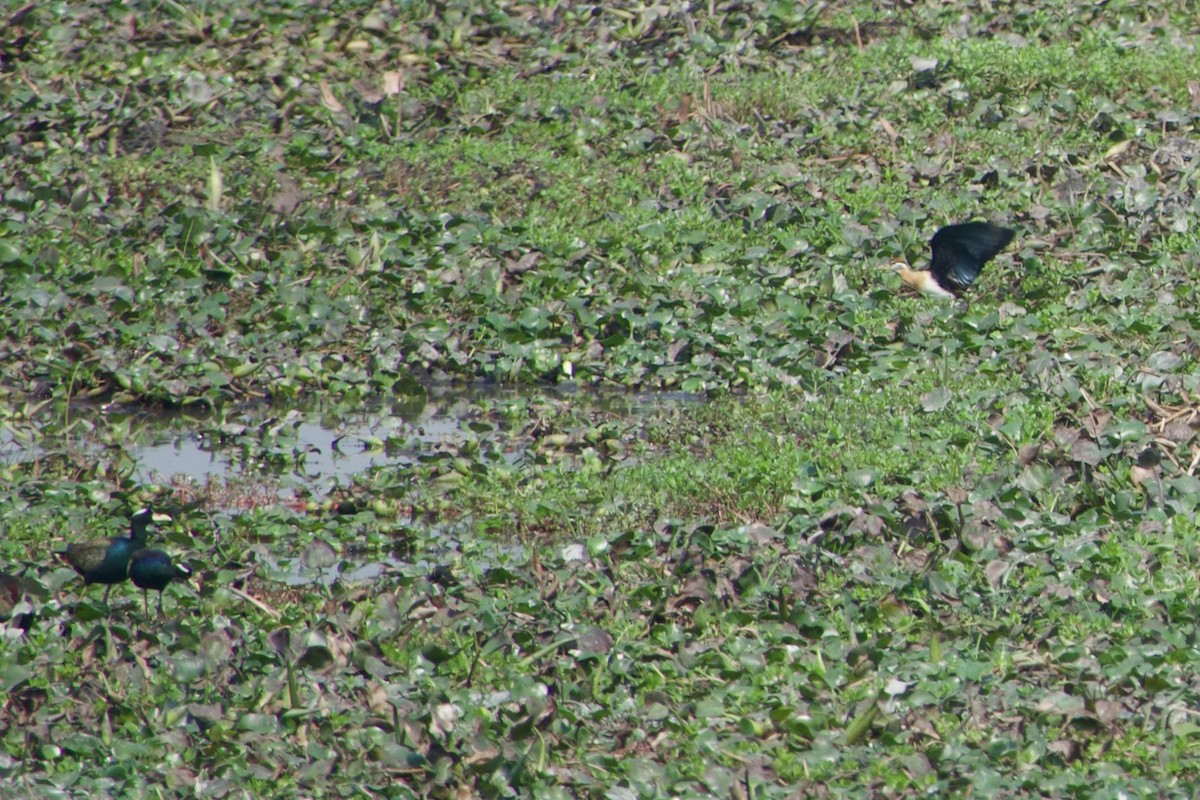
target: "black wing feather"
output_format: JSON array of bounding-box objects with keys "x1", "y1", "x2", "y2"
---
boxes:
[{"x1": 928, "y1": 222, "x2": 1015, "y2": 292}]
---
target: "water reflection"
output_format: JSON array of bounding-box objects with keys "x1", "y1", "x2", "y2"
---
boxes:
[
  {"x1": 1, "y1": 384, "x2": 702, "y2": 496},
  {"x1": 132, "y1": 396, "x2": 460, "y2": 486}
]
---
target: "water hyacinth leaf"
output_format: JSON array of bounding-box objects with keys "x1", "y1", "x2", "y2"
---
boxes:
[
  {"x1": 73, "y1": 600, "x2": 108, "y2": 622},
  {"x1": 299, "y1": 632, "x2": 335, "y2": 670},
  {"x1": 431, "y1": 703, "x2": 460, "y2": 737},
  {"x1": 560, "y1": 542, "x2": 587, "y2": 562},
  {"x1": 1105, "y1": 420, "x2": 1146, "y2": 443},
  {"x1": 0, "y1": 241, "x2": 23, "y2": 263},
  {"x1": 187, "y1": 704, "x2": 224, "y2": 725},
  {"x1": 374, "y1": 743, "x2": 429, "y2": 770},
  {"x1": 573, "y1": 627, "x2": 615, "y2": 659},
  {"x1": 170, "y1": 654, "x2": 207, "y2": 685},
  {"x1": 301, "y1": 539, "x2": 338, "y2": 569},
  {"x1": 1070, "y1": 438, "x2": 1102, "y2": 466},
  {"x1": 2, "y1": 664, "x2": 32, "y2": 692},
  {"x1": 1146, "y1": 351, "x2": 1183, "y2": 371},
  {"x1": 268, "y1": 628, "x2": 292, "y2": 658},
  {"x1": 794, "y1": 477, "x2": 825, "y2": 495},
  {"x1": 846, "y1": 469, "x2": 877, "y2": 488},
  {"x1": 236, "y1": 713, "x2": 280, "y2": 735},
  {"x1": 921, "y1": 387, "x2": 951, "y2": 412},
  {"x1": 695, "y1": 698, "x2": 725, "y2": 720}
]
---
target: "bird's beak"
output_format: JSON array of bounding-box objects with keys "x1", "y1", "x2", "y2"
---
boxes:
[{"x1": 152, "y1": 511, "x2": 173, "y2": 524}]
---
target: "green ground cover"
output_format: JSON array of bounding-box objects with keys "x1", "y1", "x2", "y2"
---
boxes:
[{"x1": 3, "y1": 0, "x2": 1200, "y2": 796}]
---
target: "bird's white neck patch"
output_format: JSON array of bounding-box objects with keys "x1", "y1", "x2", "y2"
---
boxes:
[
  {"x1": 890, "y1": 263, "x2": 956, "y2": 299},
  {"x1": 917, "y1": 276, "x2": 956, "y2": 299}
]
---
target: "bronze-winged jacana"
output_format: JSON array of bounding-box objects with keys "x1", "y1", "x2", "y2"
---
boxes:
[
  {"x1": 128, "y1": 549, "x2": 191, "y2": 616},
  {"x1": 888, "y1": 221, "x2": 1015, "y2": 298},
  {"x1": 56, "y1": 508, "x2": 171, "y2": 604}
]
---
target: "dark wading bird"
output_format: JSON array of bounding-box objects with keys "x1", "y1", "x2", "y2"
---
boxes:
[
  {"x1": 56, "y1": 508, "x2": 172, "y2": 604},
  {"x1": 887, "y1": 221, "x2": 1015, "y2": 299},
  {"x1": 128, "y1": 549, "x2": 191, "y2": 616}
]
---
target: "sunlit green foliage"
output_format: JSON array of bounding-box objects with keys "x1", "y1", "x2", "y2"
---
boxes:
[{"x1": 2, "y1": 0, "x2": 1200, "y2": 796}]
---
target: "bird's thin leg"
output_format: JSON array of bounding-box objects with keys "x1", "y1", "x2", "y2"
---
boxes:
[
  {"x1": 157, "y1": 591, "x2": 165, "y2": 619},
  {"x1": 143, "y1": 590, "x2": 149, "y2": 616},
  {"x1": 103, "y1": 617, "x2": 115, "y2": 661},
  {"x1": 102, "y1": 584, "x2": 112, "y2": 605}
]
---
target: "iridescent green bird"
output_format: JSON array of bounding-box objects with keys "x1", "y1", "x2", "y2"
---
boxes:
[
  {"x1": 128, "y1": 549, "x2": 191, "y2": 616},
  {"x1": 56, "y1": 508, "x2": 172, "y2": 604}
]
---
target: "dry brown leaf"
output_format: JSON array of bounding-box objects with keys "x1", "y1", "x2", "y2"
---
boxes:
[{"x1": 319, "y1": 80, "x2": 345, "y2": 113}]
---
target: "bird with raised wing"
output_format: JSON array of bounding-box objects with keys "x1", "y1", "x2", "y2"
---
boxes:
[{"x1": 888, "y1": 221, "x2": 1015, "y2": 298}]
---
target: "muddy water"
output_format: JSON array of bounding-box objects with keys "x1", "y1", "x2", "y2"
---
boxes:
[
  {"x1": 3, "y1": 385, "x2": 701, "y2": 587},
  {"x1": 116, "y1": 385, "x2": 701, "y2": 492}
]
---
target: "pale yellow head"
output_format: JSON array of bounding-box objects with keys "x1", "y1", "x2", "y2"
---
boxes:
[{"x1": 883, "y1": 259, "x2": 954, "y2": 298}]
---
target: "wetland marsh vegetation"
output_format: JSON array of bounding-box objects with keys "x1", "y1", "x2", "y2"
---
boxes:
[{"x1": 3, "y1": 1, "x2": 1200, "y2": 796}]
